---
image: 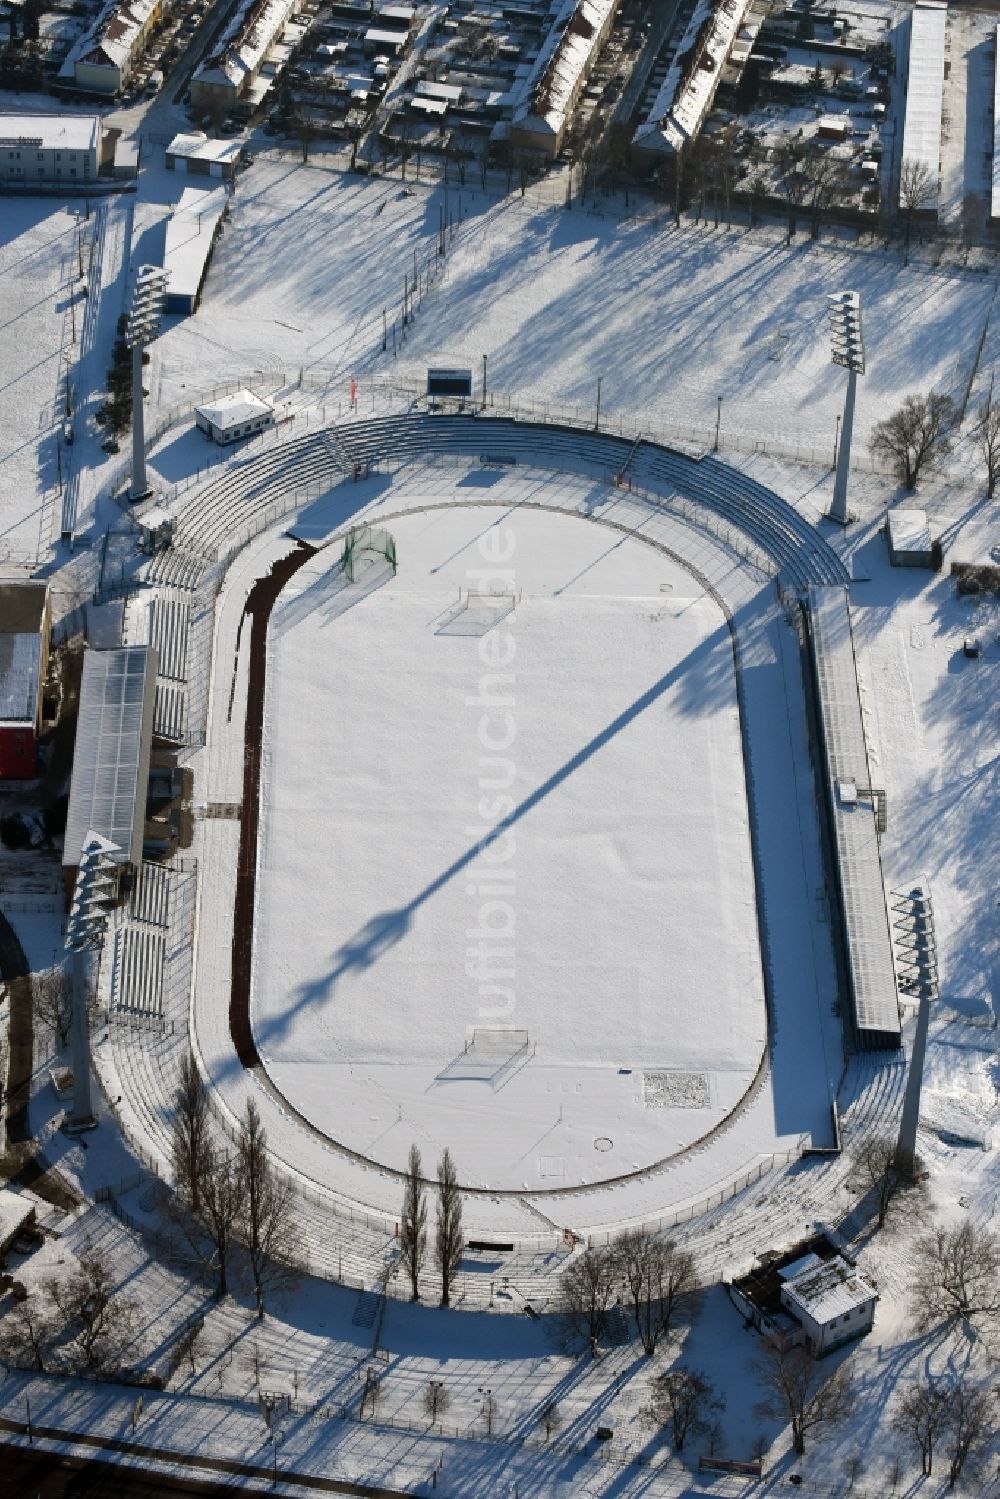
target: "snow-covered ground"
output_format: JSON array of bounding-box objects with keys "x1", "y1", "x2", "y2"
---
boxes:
[
  {"x1": 253, "y1": 504, "x2": 766, "y2": 1194},
  {"x1": 149, "y1": 158, "x2": 1000, "y2": 464},
  {"x1": 1, "y1": 131, "x2": 999, "y2": 1499}
]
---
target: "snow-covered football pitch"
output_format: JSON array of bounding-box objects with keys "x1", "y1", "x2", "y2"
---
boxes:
[{"x1": 249, "y1": 501, "x2": 769, "y2": 1199}]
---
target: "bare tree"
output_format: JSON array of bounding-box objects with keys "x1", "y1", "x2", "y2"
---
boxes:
[
  {"x1": 802, "y1": 149, "x2": 848, "y2": 239},
  {"x1": 171, "y1": 1050, "x2": 209, "y2": 1216},
  {"x1": 777, "y1": 144, "x2": 810, "y2": 243},
  {"x1": 911, "y1": 1221, "x2": 1000, "y2": 1333},
  {"x1": 32, "y1": 967, "x2": 72, "y2": 1048},
  {"x1": 899, "y1": 158, "x2": 936, "y2": 265},
  {"x1": 843, "y1": 1453, "x2": 865, "y2": 1491},
  {"x1": 943, "y1": 1375, "x2": 994, "y2": 1487},
  {"x1": 892, "y1": 1378, "x2": 950, "y2": 1476},
  {"x1": 616, "y1": 1228, "x2": 698, "y2": 1355},
  {"x1": 423, "y1": 1379, "x2": 450, "y2": 1428},
  {"x1": 556, "y1": 1245, "x2": 618, "y2": 1355},
  {"x1": 960, "y1": 193, "x2": 986, "y2": 261},
  {"x1": 434, "y1": 1148, "x2": 463, "y2": 1307},
  {"x1": 869, "y1": 391, "x2": 956, "y2": 490},
  {"x1": 539, "y1": 1400, "x2": 562, "y2": 1442},
  {"x1": 754, "y1": 1344, "x2": 852, "y2": 1455},
  {"x1": 0, "y1": 1297, "x2": 53, "y2": 1371},
  {"x1": 851, "y1": 1133, "x2": 923, "y2": 1229},
  {"x1": 400, "y1": 1143, "x2": 427, "y2": 1302},
  {"x1": 974, "y1": 394, "x2": 1000, "y2": 497},
  {"x1": 195, "y1": 1138, "x2": 243, "y2": 1299},
  {"x1": 45, "y1": 1242, "x2": 137, "y2": 1372},
  {"x1": 650, "y1": 1367, "x2": 724, "y2": 1451},
  {"x1": 295, "y1": 113, "x2": 316, "y2": 164},
  {"x1": 239, "y1": 1098, "x2": 299, "y2": 1319}
]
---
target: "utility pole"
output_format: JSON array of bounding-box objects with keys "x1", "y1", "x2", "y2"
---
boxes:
[
  {"x1": 482, "y1": 353, "x2": 488, "y2": 410},
  {"x1": 714, "y1": 394, "x2": 722, "y2": 453},
  {"x1": 595, "y1": 377, "x2": 602, "y2": 431}
]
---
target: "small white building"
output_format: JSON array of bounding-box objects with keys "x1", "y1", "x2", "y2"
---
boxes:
[
  {"x1": 886, "y1": 508, "x2": 935, "y2": 568},
  {"x1": 779, "y1": 1254, "x2": 879, "y2": 1356},
  {"x1": 0, "y1": 113, "x2": 103, "y2": 184},
  {"x1": 195, "y1": 390, "x2": 275, "y2": 444},
  {"x1": 166, "y1": 132, "x2": 242, "y2": 180}
]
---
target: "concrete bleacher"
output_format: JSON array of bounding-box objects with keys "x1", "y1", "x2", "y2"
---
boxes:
[
  {"x1": 111, "y1": 924, "x2": 166, "y2": 1018},
  {"x1": 157, "y1": 412, "x2": 849, "y2": 599},
  {"x1": 150, "y1": 592, "x2": 191, "y2": 682}
]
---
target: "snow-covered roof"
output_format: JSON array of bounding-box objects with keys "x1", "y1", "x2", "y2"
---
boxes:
[
  {"x1": 166, "y1": 131, "x2": 242, "y2": 166},
  {"x1": 634, "y1": 0, "x2": 753, "y2": 155},
  {"x1": 196, "y1": 388, "x2": 274, "y2": 430},
  {"x1": 58, "y1": 0, "x2": 157, "y2": 77},
  {"x1": 993, "y1": 25, "x2": 1000, "y2": 221},
  {"x1": 508, "y1": 0, "x2": 616, "y2": 141},
  {"x1": 0, "y1": 113, "x2": 101, "y2": 152},
  {"x1": 365, "y1": 26, "x2": 409, "y2": 46},
  {"x1": 781, "y1": 1255, "x2": 878, "y2": 1326},
  {"x1": 777, "y1": 1251, "x2": 823, "y2": 1282},
  {"x1": 0, "y1": 581, "x2": 47, "y2": 724},
  {"x1": 808, "y1": 587, "x2": 901, "y2": 1043},
  {"x1": 163, "y1": 185, "x2": 229, "y2": 304},
  {"x1": 899, "y1": 0, "x2": 945, "y2": 209},
  {"x1": 887, "y1": 508, "x2": 931, "y2": 554},
  {"x1": 63, "y1": 646, "x2": 157, "y2": 868},
  {"x1": 0, "y1": 1188, "x2": 35, "y2": 1251},
  {"x1": 194, "y1": 0, "x2": 298, "y2": 92}
]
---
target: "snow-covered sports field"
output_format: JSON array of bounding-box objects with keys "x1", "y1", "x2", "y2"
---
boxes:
[{"x1": 250, "y1": 504, "x2": 767, "y2": 1194}]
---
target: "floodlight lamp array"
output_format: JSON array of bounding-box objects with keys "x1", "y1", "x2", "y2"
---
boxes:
[
  {"x1": 826, "y1": 290, "x2": 865, "y2": 375},
  {"x1": 126, "y1": 265, "x2": 169, "y2": 350}
]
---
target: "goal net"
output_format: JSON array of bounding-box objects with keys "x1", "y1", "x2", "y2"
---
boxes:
[
  {"x1": 341, "y1": 524, "x2": 397, "y2": 582},
  {"x1": 436, "y1": 587, "x2": 519, "y2": 637}
]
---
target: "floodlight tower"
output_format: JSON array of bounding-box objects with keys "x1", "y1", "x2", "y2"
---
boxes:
[
  {"x1": 894, "y1": 883, "x2": 938, "y2": 1179},
  {"x1": 127, "y1": 266, "x2": 169, "y2": 503},
  {"x1": 64, "y1": 833, "x2": 120, "y2": 1133},
  {"x1": 826, "y1": 291, "x2": 865, "y2": 525}
]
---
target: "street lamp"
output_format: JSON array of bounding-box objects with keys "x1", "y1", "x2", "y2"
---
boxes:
[
  {"x1": 126, "y1": 265, "x2": 169, "y2": 503},
  {"x1": 826, "y1": 291, "x2": 865, "y2": 525},
  {"x1": 64, "y1": 833, "x2": 120, "y2": 1133}
]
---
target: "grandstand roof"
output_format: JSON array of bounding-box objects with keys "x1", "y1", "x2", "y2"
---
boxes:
[
  {"x1": 63, "y1": 646, "x2": 157, "y2": 868},
  {"x1": 808, "y1": 588, "x2": 901, "y2": 1044}
]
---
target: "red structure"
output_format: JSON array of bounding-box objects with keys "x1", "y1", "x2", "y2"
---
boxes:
[{"x1": 0, "y1": 582, "x2": 51, "y2": 779}]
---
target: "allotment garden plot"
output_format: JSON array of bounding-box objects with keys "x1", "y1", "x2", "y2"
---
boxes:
[{"x1": 250, "y1": 503, "x2": 767, "y2": 1196}]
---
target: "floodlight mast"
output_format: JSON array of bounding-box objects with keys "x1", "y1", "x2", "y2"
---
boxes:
[
  {"x1": 64, "y1": 833, "x2": 120, "y2": 1133},
  {"x1": 827, "y1": 291, "x2": 865, "y2": 525},
  {"x1": 127, "y1": 266, "x2": 169, "y2": 503}
]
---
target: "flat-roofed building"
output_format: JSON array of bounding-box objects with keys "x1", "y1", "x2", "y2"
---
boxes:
[
  {"x1": 0, "y1": 114, "x2": 102, "y2": 183},
  {"x1": 0, "y1": 581, "x2": 51, "y2": 779},
  {"x1": 899, "y1": 0, "x2": 947, "y2": 218}
]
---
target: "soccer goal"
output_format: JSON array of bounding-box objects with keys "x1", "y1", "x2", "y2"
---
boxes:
[{"x1": 341, "y1": 524, "x2": 397, "y2": 582}]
